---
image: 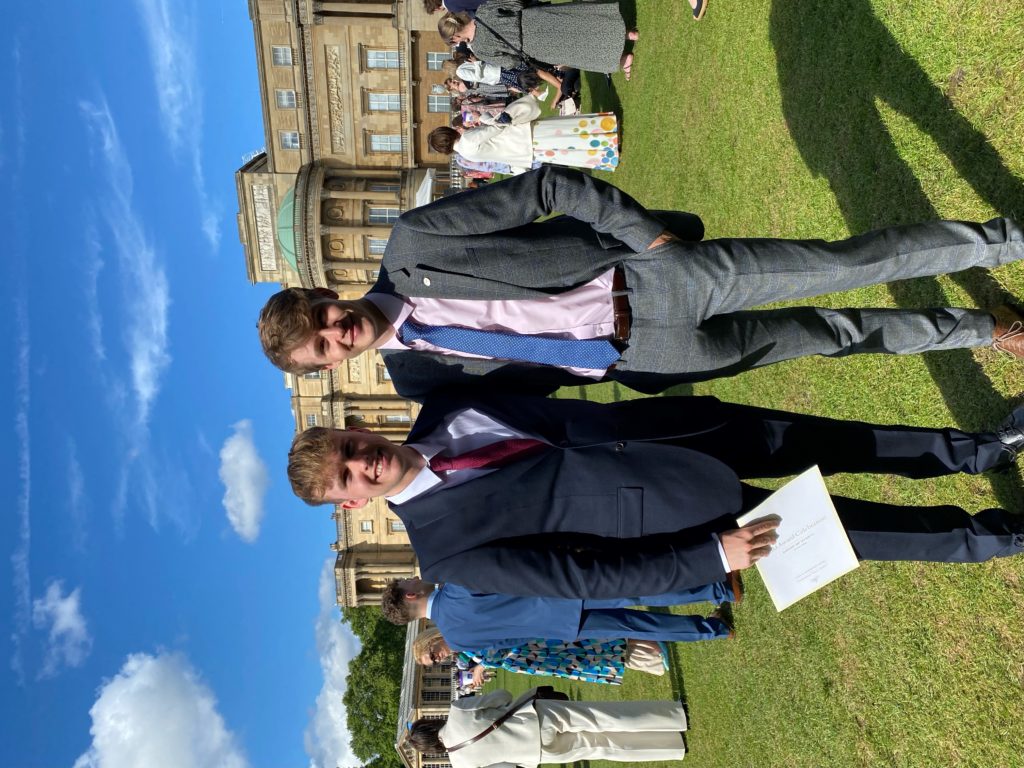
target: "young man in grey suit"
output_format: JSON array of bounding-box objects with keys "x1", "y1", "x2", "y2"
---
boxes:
[
  {"x1": 258, "y1": 167, "x2": 1024, "y2": 401},
  {"x1": 286, "y1": 390, "x2": 1024, "y2": 599}
]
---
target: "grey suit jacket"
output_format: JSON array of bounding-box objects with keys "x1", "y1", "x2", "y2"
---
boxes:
[{"x1": 372, "y1": 167, "x2": 702, "y2": 400}]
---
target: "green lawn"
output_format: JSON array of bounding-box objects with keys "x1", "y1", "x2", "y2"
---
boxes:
[{"x1": 480, "y1": 1, "x2": 1024, "y2": 766}]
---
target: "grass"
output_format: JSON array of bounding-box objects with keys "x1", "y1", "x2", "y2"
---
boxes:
[{"x1": 476, "y1": 1, "x2": 1024, "y2": 767}]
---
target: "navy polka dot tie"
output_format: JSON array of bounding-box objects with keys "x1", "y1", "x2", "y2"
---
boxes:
[{"x1": 399, "y1": 318, "x2": 620, "y2": 369}]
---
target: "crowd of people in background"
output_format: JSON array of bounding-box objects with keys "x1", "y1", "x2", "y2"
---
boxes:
[{"x1": 426, "y1": 0, "x2": 636, "y2": 184}]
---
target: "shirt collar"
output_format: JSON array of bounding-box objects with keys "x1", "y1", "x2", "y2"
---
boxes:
[
  {"x1": 425, "y1": 587, "x2": 439, "y2": 619},
  {"x1": 365, "y1": 293, "x2": 414, "y2": 350},
  {"x1": 385, "y1": 443, "x2": 442, "y2": 505}
]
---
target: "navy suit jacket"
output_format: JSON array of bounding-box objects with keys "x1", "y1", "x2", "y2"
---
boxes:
[
  {"x1": 389, "y1": 392, "x2": 744, "y2": 599},
  {"x1": 430, "y1": 583, "x2": 710, "y2": 651}
]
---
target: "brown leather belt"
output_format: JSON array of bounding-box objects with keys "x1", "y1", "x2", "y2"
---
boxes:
[{"x1": 612, "y1": 265, "x2": 632, "y2": 343}]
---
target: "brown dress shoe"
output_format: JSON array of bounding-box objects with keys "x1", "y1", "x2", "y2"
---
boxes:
[
  {"x1": 727, "y1": 571, "x2": 744, "y2": 605},
  {"x1": 991, "y1": 306, "x2": 1024, "y2": 358}
]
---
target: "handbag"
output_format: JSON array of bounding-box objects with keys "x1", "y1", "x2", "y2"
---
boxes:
[{"x1": 443, "y1": 686, "x2": 567, "y2": 753}]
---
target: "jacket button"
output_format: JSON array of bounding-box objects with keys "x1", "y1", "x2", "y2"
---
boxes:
[
  {"x1": 422, "y1": 277, "x2": 431, "y2": 286},
  {"x1": 615, "y1": 442, "x2": 625, "y2": 451}
]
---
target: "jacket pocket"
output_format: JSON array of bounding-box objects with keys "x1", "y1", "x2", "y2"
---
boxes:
[{"x1": 617, "y1": 487, "x2": 644, "y2": 538}]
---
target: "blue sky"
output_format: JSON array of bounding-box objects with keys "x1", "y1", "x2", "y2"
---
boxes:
[{"x1": 1, "y1": 2, "x2": 359, "y2": 766}]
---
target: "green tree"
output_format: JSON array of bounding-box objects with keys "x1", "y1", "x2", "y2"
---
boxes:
[{"x1": 341, "y1": 607, "x2": 406, "y2": 768}]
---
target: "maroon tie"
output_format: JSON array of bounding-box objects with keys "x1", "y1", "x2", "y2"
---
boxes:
[{"x1": 429, "y1": 438, "x2": 547, "y2": 472}]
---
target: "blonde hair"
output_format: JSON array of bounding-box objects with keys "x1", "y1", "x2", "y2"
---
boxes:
[
  {"x1": 437, "y1": 11, "x2": 471, "y2": 45},
  {"x1": 287, "y1": 427, "x2": 337, "y2": 505},
  {"x1": 412, "y1": 627, "x2": 444, "y2": 662}
]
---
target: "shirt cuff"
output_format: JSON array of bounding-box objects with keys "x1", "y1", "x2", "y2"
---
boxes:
[{"x1": 711, "y1": 533, "x2": 730, "y2": 572}]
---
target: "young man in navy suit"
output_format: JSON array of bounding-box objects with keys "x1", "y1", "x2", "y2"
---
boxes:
[
  {"x1": 286, "y1": 391, "x2": 1024, "y2": 599},
  {"x1": 380, "y1": 578, "x2": 740, "y2": 651}
]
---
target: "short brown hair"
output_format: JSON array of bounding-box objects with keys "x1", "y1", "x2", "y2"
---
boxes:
[
  {"x1": 428, "y1": 127, "x2": 460, "y2": 154},
  {"x1": 437, "y1": 12, "x2": 471, "y2": 45},
  {"x1": 422, "y1": 0, "x2": 443, "y2": 11},
  {"x1": 257, "y1": 287, "x2": 322, "y2": 374},
  {"x1": 381, "y1": 580, "x2": 417, "y2": 624},
  {"x1": 412, "y1": 627, "x2": 444, "y2": 663},
  {"x1": 287, "y1": 427, "x2": 337, "y2": 505},
  {"x1": 408, "y1": 719, "x2": 446, "y2": 753}
]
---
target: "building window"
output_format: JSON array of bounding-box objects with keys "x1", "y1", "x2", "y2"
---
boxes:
[
  {"x1": 421, "y1": 690, "x2": 448, "y2": 702},
  {"x1": 280, "y1": 131, "x2": 300, "y2": 150},
  {"x1": 376, "y1": 364, "x2": 393, "y2": 383},
  {"x1": 426, "y1": 51, "x2": 452, "y2": 71},
  {"x1": 384, "y1": 414, "x2": 411, "y2": 423},
  {"x1": 275, "y1": 89, "x2": 297, "y2": 109},
  {"x1": 369, "y1": 134, "x2": 402, "y2": 153},
  {"x1": 271, "y1": 46, "x2": 293, "y2": 66},
  {"x1": 366, "y1": 49, "x2": 399, "y2": 69},
  {"x1": 390, "y1": 520, "x2": 406, "y2": 532},
  {"x1": 368, "y1": 207, "x2": 400, "y2": 225},
  {"x1": 368, "y1": 270, "x2": 380, "y2": 281},
  {"x1": 367, "y1": 237, "x2": 388, "y2": 255},
  {"x1": 305, "y1": 414, "x2": 318, "y2": 427},
  {"x1": 428, "y1": 94, "x2": 451, "y2": 113},
  {"x1": 360, "y1": 520, "x2": 373, "y2": 533},
  {"x1": 367, "y1": 93, "x2": 401, "y2": 112},
  {"x1": 368, "y1": 183, "x2": 399, "y2": 193},
  {"x1": 303, "y1": 371, "x2": 323, "y2": 380}
]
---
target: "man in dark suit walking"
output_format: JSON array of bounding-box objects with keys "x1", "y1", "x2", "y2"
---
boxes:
[
  {"x1": 286, "y1": 391, "x2": 1024, "y2": 598},
  {"x1": 258, "y1": 167, "x2": 1024, "y2": 401}
]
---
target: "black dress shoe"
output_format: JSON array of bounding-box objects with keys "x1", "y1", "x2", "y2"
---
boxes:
[{"x1": 995, "y1": 404, "x2": 1024, "y2": 459}]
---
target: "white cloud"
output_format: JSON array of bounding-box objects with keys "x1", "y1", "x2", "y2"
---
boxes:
[
  {"x1": 67, "y1": 439, "x2": 88, "y2": 551},
  {"x1": 218, "y1": 420, "x2": 270, "y2": 543},
  {"x1": 135, "y1": 0, "x2": 221, "y2": 250},
  {"x1": 79, "y1": 98, "x2": 171, "y2": 429},
  {"x1": 73, "y1": 652, "x2": 250, "y2": 768},
  {"x1": 31, "y1": 581, "x2": 92, "y2": 678},
  {"x1": 81, "y1": 217, "x2": 107, "y2": 361},
  {"x1": 3, "y1": 37, "x2": 27, "y2": 172},
  {"x1": 10, "y1": 293, "x2": 31, "y2": 685},
  {"x1": 304, "y1": 558, "x2": 360, "y2": 768},
  {"x1": 79, "y1": 97, "x2": 184, "y2": 537}
]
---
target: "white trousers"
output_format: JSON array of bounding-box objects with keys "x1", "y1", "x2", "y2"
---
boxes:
[{"x1": 536, "y1": 700, "x2": 687, "y2": 763}]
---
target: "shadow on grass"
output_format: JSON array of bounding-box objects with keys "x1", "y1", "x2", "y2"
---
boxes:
[
  {"x1": 643, "y1": 606, "x2": 691, "y2": 713},
  {"x1": 582, "y1": 71, "x2": 623, "y2": 117},
  {"x1": 666, "y1": 646, "x2": 689, "y2": 713},
  {"x1": 771, "y1": 0, "x2": 1024, "y2": 510}
]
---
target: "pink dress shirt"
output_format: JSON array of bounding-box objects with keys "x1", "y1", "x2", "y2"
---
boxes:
[{"x1": 369, "y1": 269, "x2": 617, "y2": 379}]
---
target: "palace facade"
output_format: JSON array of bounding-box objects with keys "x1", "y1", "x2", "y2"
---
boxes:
[{"x1": 236, "y1": 0, "x2": 459, "y2": 608}]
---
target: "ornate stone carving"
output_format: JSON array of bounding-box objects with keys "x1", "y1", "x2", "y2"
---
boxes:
[
  {"x1": 325, "y1": 46, "x2": 347, "y2": 154},
  {"x1": 251, "y1": 185, "x2": 278, "y2": 272},
  {"x1": 347, "y1": 355, "x2": 364, "y2": 382}
]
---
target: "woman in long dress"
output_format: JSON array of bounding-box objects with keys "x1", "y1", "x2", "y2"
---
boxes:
[
  {"x1": 407, "y1": 688, "x2": 687, "y2": 768},
  {"x1": 438, "y1": 1, "x2": 638, "y2": 79},
  {"x1": 413, "y1": 626, "x2": 666, "y2": 688},
  {"x1": 428, "y1": 94, "x2": 619, "y2": 174}
]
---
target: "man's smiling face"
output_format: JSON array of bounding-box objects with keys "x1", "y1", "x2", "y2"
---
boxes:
[
  {"x1": 320, "y1": 429, "x2": 423, "y2": 507},
  {"x1": 287, "y1": 297, "x2": 389, "y2": 371}
]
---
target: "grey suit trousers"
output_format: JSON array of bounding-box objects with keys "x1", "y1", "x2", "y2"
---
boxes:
[{"x1": 616, "y1": 217, "x2": 1023, "y2": 375}]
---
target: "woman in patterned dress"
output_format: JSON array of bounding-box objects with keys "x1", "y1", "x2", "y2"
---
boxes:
[
  {"x1": 428, "y1": 94, "x2": 619, "y2": 174},
  {"x1": 412, "y1": 627, "x2": 666, "y2": 688}
]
